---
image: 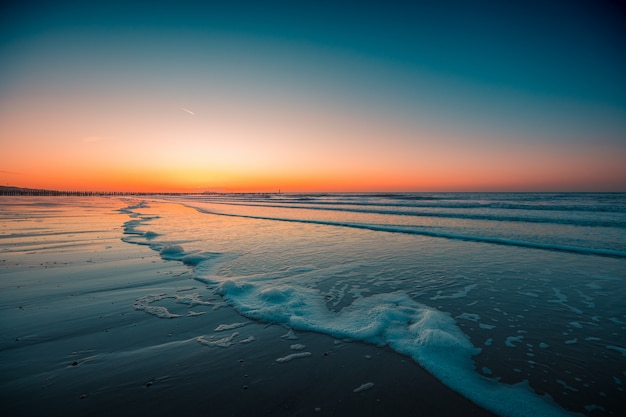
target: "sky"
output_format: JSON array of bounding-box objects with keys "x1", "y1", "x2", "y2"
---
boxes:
[{"x1": 1, "y1": 0, "x2": 625, "y2": 192}]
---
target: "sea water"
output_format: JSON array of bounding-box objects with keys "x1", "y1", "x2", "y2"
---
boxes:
[{"x1": 122, "y1": 193, "x2": 626, "y2": 416}]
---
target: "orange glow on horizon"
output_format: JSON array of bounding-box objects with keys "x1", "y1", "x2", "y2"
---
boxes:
[
  {"x1": 3, "y1": 157, "x2": 625, "y2": 193},
  {"x1": 1, "y1": 87, "x2": 625, "y2": 193}
]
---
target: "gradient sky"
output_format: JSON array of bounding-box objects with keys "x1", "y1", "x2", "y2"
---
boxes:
[{"x1": 1, "y1": 0, "x2": 625, "y2": 192}]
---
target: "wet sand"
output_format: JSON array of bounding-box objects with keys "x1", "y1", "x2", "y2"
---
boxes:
[{"x1": 0, "y1": 197, "x2": 495, "y2": 417}]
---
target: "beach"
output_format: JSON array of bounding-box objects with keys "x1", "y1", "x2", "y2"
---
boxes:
[
  {"x1": 0, "y1": 196, "x2": 497, "y2": 417},
  {"x1": 3, "y1": 2, "x2": 625, "y2": 415}
]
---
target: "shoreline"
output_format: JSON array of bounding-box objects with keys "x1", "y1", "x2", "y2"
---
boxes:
[{"x1": 0, "y1": 196, "x2": 496, "y2": 416}]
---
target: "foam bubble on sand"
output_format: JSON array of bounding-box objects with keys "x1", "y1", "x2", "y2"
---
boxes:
[
  {"x1": 505, "y1": 336, "x2": 524, "y2": 348},
  {"x1": 133, "y1": 293, "x2": 181, "y2": 319},
  {"x1": 281, "y1": 329, "x2": 298, "y2": 340},
  {"x1": 135, "y1": 293, "x2": 168, "y2": 305},
  {"x1": 290, "y1": 344, "x2": 306, "y2": 351},
  {"x1": 239, "y1": 336, "x2": 255, "y2": 344},
  {"x1": 549, "y1": 288, "x2": 583, "y2": 315},
  {"x1": 141, "y1": 306, "x2": 182, "y2": 319},
  {"x1": 456, "y1": 313, "x2": 496, "y2": 330},
  {"x1": 276, "y1": 352, "x2": 312, "y2": 363},
  {"x1": 215, "y1": 280, "x2": 574, "y2": 417},
  {"x1": 556, "y1": 379, "x2": 579, "y2": 392},
  {"x1": 353, "y1": 382, "x2": 375, "y2": 393},
  {"x1": 606, "y1": 345, "x2": 626, "y2": 357},
  {"x1": 134, "y1": 292, "x2": 212, "y2": 318},
  {"x1": 175, "y1": 292, "x2": 212, "y2": 306},
  {"x1": 457, "y1": 312, "x2": 480, "y2": 322},
  {"x1": 214, "y1": 322, "x2": 248, "y2": 332},
  {"x1": 197, "y1": 332, "x2": 239, "y2": 348}
]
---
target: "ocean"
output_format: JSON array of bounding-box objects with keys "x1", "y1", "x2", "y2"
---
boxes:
[
  {"x1": 1, "y1": 193, "x2": 625, "y2": 416},
  {"x1": 130, "y1": 192, "x2": 626, "y2": 416}
]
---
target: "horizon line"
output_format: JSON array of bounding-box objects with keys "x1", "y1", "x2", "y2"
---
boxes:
[{"x1": 1, "y1": 185, "x2": 624, "y2": 196}]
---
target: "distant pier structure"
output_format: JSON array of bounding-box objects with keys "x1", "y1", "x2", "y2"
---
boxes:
[
  {"x1": 0, "y1": 186, "x2": 185, "y2": 197},
  {"x1": 0, "y1": 186, "x2": 126, "y2": 196}
]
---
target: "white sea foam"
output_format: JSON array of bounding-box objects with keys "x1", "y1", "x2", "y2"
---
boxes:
[
  {"x1": 239, "y1": 336, "x2": 255, "y2": 344},
  {"x1": 142, "y1": 306, "x2": 181, "y2": 318},
  {"x1": 281, "y1": 329, "x2": 298, "y2": 340},
  {"x1": 215, "y1": 322, "x2": 248, "y2": 332},
  {"x1": 175, "y1": 292, "x2": 212, "y2": 306},
  {"x1": 197, "y1": 332, "x2": 239, "y2": 348},
  {"x1": 505, "y1": 336, "x2": 524, "y2": 348},
  {"x1": 133, "y1": 293, "x2": 182, "y2": 319},
  {"x1": 457, "y1": 312, "x2": 480, "y2": 322},
  {"x1": 353, "y1": 382, "x2": 375, "y2": 393},
  {"x1": 556, "y1": 379, "x2": 579, "y2": 392},
  {"x1": 290, "y1": 344, "x2": 306, "y2": 351},
  {"x1": 213, "y1": 280, "x2": 575, "y2": 417},
  {"x1": 276, "y1": 352, "x2": 312, "y2": 363}
]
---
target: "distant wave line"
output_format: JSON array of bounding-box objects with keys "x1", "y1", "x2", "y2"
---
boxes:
[
  {"x1": 173, "y1": 198, "x2": 626, "y2": 229},
  {"x1": 191, "y1": 195, "x2": 626, "y2": 214},
  {"x1": 182, "y1": 203, "x2": 626, "y2": 259}
]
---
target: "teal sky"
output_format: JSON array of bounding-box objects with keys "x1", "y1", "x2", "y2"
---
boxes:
[{"x1": 1, "y1": 0, "x2": 625, "y2": 191}]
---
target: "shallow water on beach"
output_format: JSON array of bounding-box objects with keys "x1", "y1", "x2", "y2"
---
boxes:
[
  {"x1": 117, "y1": 192, "x2": 626, "y2": 417},
  {"x1": 2, "y1": 193, "x2": 625, "y2": 416}
]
